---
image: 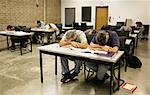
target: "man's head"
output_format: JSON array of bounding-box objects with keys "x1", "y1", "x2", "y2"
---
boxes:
[
  {"x1": 66, "y1": 30, "x2": 77, "y2": 41},
  {"x1": 6, "y1": 25, "x2": 15, "y2": 31},
  {"x1": 96, "y1": 31, "x2": 109, "y2": 46}
]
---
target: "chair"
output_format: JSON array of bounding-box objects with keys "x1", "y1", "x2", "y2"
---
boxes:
[
  {"x1": 115, "y1": 30, "x2": 135, "y2": 71},
  {"x1": 142, "y1": 25, "x2": 149, "y2": 40},
  {"x1": 73, "y1": 22, "x2": 80, "y2": 30},
  {"x1": 116, "y1": 22, "x2": 125, "y2": 29},
  {"x1": 81, "y1": 23, "x2": 87, "y2": 31},
  {"x1": 55, "y1": 23, "x2": 66, "y2": 41}
]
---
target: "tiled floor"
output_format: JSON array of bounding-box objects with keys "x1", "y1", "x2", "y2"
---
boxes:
[{"x1": 0, "y1": 37, "x2": 149, "y2": 95}]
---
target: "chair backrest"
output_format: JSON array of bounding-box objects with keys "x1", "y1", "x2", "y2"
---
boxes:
[
  {"x1": 55, "y1": 24, "x2": 62, "y2": 31},
  {"x1": 116, "y1": 31, "x2": 129, "y2": 37},
  {"x1": 143, "y1": 25, "x2": 149, "y2": 35},
  {"x1": 81, "y1": 23, "x2": 87, "y2": 27},
  {"x1": 118, "y1": 36, "x2": 126, "y2": 51},
  {"x1": 73, "y1": 22, "x2": 79, "y2": 29},
  {"x1": 81, "y1": 23, "x2": 87, "y2": 31},
  {"x1": 116, "y1": 22, "x2": 125, "y2": 29},
  {"x1": 115, "y1": 31, "x2": 130, "y2": 52},
  {"x1": 136, "y1": 22, "x2": 142, "y2": 27}
]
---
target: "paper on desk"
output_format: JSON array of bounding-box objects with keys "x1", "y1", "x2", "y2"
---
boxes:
[
  {"x1": 7, "y1": 31, "x2": 15, "y2": 34},
  {"x1": 69, "y1": 47, "x2": 107, "y2": 54},
  {"x1": 14, "y1": 31, "x2": 27, "y2": 35},
  {"x1": 125, "y1": 39, "x2": 132, "y2": 45},
  {"x1": 134, "y1": 30, "x2": 140, "y2": 33}
]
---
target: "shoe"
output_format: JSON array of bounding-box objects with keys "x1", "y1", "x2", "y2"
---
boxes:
[
  {"x1": 93, "y1": 73, "x2": 110, "y2": 84},
  {"x1": 61, "y1": 73, "x2": 72, "y2": 83},
  {"x1": 89, "y1": 76, "x2": 104, "y2": 84},
  {"x1": 21, "y1": 42, "x2": 28, "y2": 48},
  {"x1": 103, "y1": 73, "x2": 110, "y2": 81},
  {"x1": 70, "y1": 72, "x2": 78, "y2": 79},
  {"x1": 11, "y1": 46, "x2": 16, "y2": 50}
]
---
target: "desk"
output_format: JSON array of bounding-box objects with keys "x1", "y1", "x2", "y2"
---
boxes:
[
  {"x1": 129, "y1": 33, "x2": 138, "y2": 47},
  {"x1": 133, "y1": 30, "x2": 140, "y2": 47},
  {"x1": 38, "y1": 44, "x2": 124, "y2": 95},
  {"x1": 0, "y1": 31, "x2": 33, "y2": 55},
  {"x1": 31, "y1": 28, "x2": 56, "y2": 44},
  {"x1": 62, "y1": 27, "x2": 73, "y2": 32}
]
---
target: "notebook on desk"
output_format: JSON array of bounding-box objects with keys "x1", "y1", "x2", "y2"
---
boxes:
[
  {"x1": 93, "y1": 52, "x2": 115, "y2": 57},
  {"x1": 69, "y1": 47, "x2": 114, "y2": 57}
]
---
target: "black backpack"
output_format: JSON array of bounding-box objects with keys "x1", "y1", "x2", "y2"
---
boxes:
[{"x1": 128, "y1": 55, "x2": 142, "y2": 68}]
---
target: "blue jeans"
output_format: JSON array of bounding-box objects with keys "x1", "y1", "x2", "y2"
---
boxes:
[
  {"x1": 85, "y1": 62, "x2": 110, "y2": 80},
  {"x1": 60, "y1": 57, "x2": 82, "y2": 74}
]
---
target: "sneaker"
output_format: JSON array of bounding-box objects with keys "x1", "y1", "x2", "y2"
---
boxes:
[
  {"x1": 11, "y1": 46, "x2": 16, "y2": 50},
  {"x1": 103, "y1": 73, "x2": 110, "y2": 81},
  {"x1": 61, "y1": 73, "x2": 72, "y2": 83},
  {"x1": 89, "y1": 76, "x2": 104, "y2": 84},
  {"x1": 93, "y1": 73, "x2": 110, "y2": 84},
  {"x1": 70, "y1": 72, "x2": 78, "y2": 79}
]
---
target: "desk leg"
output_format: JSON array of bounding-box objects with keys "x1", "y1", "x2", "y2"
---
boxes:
[
  {"x1": 40, "y1": 51, "x2": 43, "y2": 83},
  {"x1": 110, "y1": 66, "x2": 113, "y2": 95},
  {"x1": 136, "y1": 35, "x2": 138, "y2": 47},
  {"x1": 20, "y1": 40, "x2": 22, "y2": 55},
  {"x1": 118, "y1": 61, "x2": 121, "y2": 91},
  {"x1": 30, "y1": 37, "x2": 32, "y2": 52},
  {"x1": 7, "y1": 36, "x2": 9, "y2": 50},
  {"x1": 55, "y1": 31, "x2": 56, "y2": 43},
  {"x1": 55, "y1": 56, "x2": 57, "y2": 75}
]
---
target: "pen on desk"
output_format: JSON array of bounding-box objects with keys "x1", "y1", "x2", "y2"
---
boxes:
[{"x1": 83, "y1": 51, "x2": 91, "y2": 53}]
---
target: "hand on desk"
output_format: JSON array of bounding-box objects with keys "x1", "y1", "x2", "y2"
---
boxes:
[
  {"x1": 61, "y1": 44, "x2": 72, "y2": 48},
  {"x1": 71, "y1": 41, "x2": 79, "y2": 48}
]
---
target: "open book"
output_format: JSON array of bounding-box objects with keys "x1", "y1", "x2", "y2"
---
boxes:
[{"x1": 69, "y1": 47, "x2": 114, "y2": 57}]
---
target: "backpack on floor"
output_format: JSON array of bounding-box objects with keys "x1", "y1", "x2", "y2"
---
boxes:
[{"x1": 128, "y1": 55, "x2": 142, "y2": 68}]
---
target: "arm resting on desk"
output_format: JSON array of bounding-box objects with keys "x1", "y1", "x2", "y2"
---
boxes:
[
  {"x1": 89, "y1": 42, "x2": 118, "y2": 53},
  {"x1": 59, "y1": 40, "x2": 88, "y2": 49},
  {"x1": 71, "y1": 41, "x2": 88, "y2": 49}
]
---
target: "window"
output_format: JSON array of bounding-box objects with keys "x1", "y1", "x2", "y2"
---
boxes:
[{"x1": 82, "y1": 7, "x2": 91, "y2": 22}]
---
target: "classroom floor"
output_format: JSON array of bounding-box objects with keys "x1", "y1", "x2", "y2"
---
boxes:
[{"x1": 0, "y1": 37, "x2": 149, "y2": 95}]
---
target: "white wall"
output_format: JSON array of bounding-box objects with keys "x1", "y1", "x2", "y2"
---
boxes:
[
  {"x1": 148, "y1": 1, "x2": 150, "y2": 24},
  {"x1": 61, "y1": 0, "x2": 149, "y2": 28}
]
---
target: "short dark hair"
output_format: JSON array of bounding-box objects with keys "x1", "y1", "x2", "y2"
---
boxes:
[
  {"x1": 7, "y1": 25, "x2": 13, "y2": 30},
  {"x1": 96, "y1": 31, "x2": 108, "y2": 46},
  {"x1": 7, "y1": 25, "x2": 15, "y2": 31}
]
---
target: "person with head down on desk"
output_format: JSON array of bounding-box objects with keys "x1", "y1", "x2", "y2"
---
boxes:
[
  {"x1": 59, "y1": 30, "x2": 88, "y2": 83},
  {"x1": 85, "y1": 30, "x2": 120, "y2": 83}
]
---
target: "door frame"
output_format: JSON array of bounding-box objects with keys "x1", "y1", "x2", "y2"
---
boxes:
[{"x1": 95, "y1": 6, "x2": 108, "y2": 29}]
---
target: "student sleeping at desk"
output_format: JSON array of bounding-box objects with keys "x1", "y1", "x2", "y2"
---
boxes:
[
  {"x1": 84, "y1": 30, "x2": 120, "y2": 83},
  {"x1": 59, "y1": 30, "x2": 88, "y2": 83},
  {"x1": 6, "y1": 25, "x2": 28, "y2": 50}
]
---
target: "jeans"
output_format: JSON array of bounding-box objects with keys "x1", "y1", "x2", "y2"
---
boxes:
[
  {"x1": 60, "y1": 57, "x2": 82, "y2": 74},
  {"x1": 85, "y1": 62, "x2": 110, "y2": 80}
]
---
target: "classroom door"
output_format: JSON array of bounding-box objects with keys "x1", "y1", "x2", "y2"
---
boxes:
[
  {"x1": 65, "y1": 8, "x2": 75, "y2": 27},
  {"x1": 95, "y1": 7, "x2": 108, "y2": 29}
]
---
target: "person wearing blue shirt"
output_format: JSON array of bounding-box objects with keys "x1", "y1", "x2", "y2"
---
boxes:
[{"x1": 85, "y1": 30, "x2": 120, "y2": 82}]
